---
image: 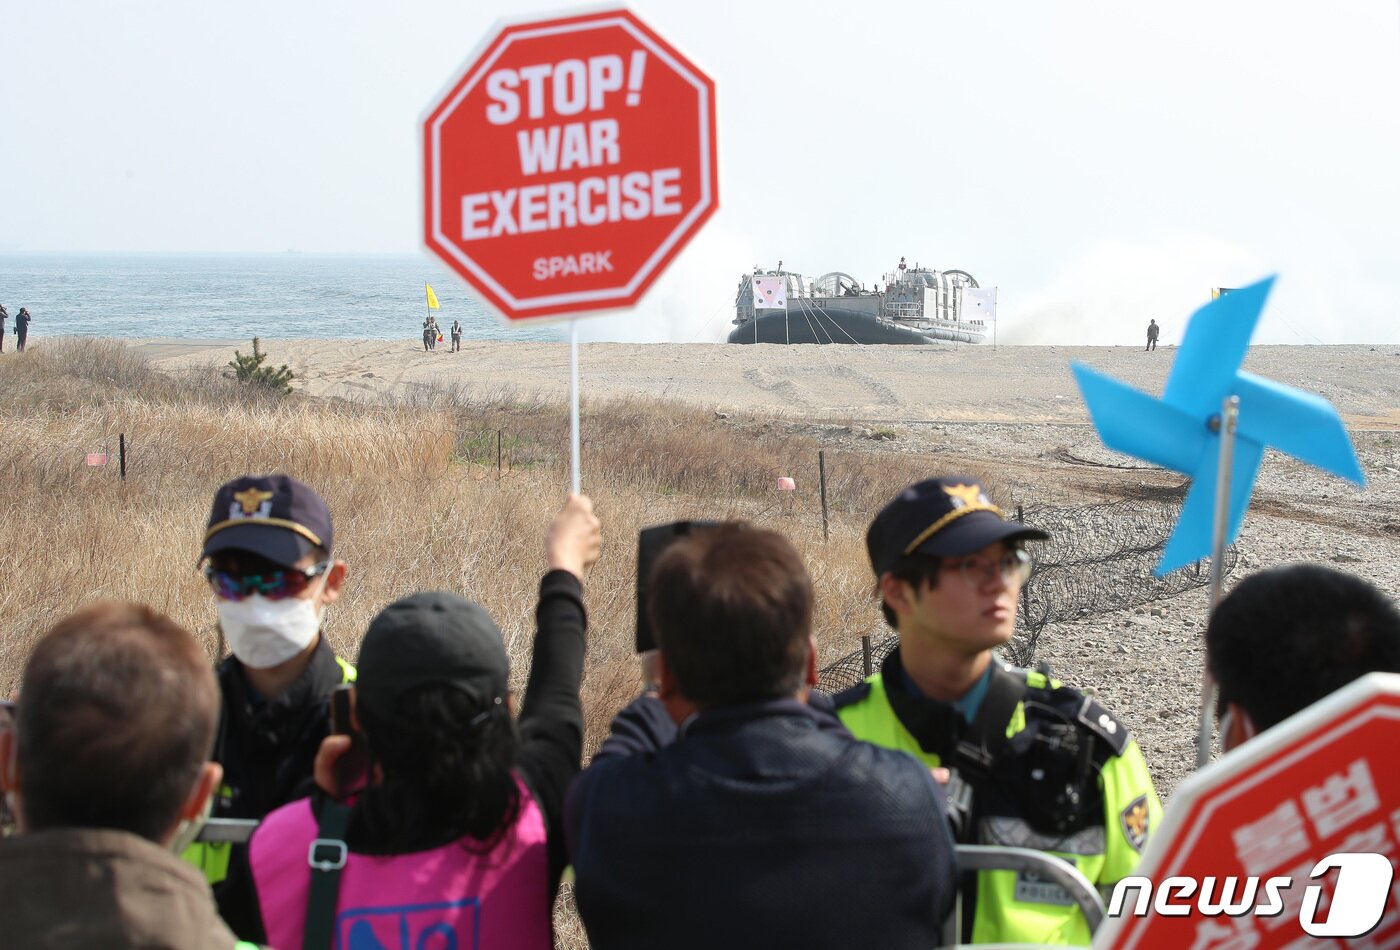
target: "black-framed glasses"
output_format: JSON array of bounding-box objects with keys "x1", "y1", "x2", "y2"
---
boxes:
[
  {"x1": 202, "y1": 561, "x2": 331, "y2": 602},
  {"x1": 947, "y1": 548, "x2": 1032, "y2": 589}
]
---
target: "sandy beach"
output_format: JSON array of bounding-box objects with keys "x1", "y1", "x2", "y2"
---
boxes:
[{"x1": 132, "y1": 339, "x2": 1400, "y2": 430}]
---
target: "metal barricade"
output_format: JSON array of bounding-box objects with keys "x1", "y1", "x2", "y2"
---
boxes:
[
  {"x1": 196, "y1": 817, "x2": 258, "y2": 844},
  {"x1": 941, "y1": 845, "x2": 1104, "y2": 949}
]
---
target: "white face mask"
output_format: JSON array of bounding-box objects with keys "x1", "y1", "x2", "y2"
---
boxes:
[{"x1": 217, "y1": 575, "x2": 327, "y2": 669}]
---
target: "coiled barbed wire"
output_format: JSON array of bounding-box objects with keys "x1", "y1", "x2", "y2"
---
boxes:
[{"x1": 817, "y1": 495, "x2": 1238, "y2": 693}]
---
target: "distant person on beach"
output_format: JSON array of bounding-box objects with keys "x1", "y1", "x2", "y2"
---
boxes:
[
  {"x1": 566, "y1": 523, "x2": 957, "y2": 948},
  {"x1": 0, "y1": 303, "x2": 7, "y2": 353},
  {"x1": 423, "y1": 317, "x2": 435, "y2": 352},
  {"x1": 0, "y1": 601, "x2": 244, "y2": 948},
  {"x1": 451, "y1": 318, "x2": 462, "y2": 352},
  {"x1": 246, "y1": 495, "x2": 600, "y2": 949},
  {"x1": 1146, "y1": 319, "x2": 1159, "y2": 351},
  {"x1": 15, "y1": 307, "x2": 31, "y2": 352},
  {"x1": 834, "y1": 476, "x2": 1161, "y2": 946},
  {"x1": 1208, "y1": 564, "x2": 1400, "y2": 753},
  {"x1": 184, "y1": 475, "x2": 356, "y2": 940}
]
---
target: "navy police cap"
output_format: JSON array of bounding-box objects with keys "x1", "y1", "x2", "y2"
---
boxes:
[
  {"x1": 202, "y1": 474, "x2": 333, "y2": 567},
  {"x1": 867, "y1": 476, "x2": 1048, "y2": 576}
]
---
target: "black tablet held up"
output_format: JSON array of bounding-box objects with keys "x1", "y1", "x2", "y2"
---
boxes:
[{"x1": 635, "y1": 520, "x2": 720, "y2": 654}]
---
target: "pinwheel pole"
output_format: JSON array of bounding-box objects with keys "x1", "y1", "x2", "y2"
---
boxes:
[{"x1": 1197, "y1": 395, "x2": 1241, "y2": 769}]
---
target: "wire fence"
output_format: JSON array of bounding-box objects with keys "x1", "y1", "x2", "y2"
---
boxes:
[{"x1": 817, "y1": 493, "x2": 1238, "y2": 693}]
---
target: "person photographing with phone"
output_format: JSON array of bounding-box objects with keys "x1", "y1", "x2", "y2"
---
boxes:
[
  {"x1": 185, "y1": 474, "x2": 356, "y2": 938},
  {"x1": 244, "y1": 494, "x2": 601, "y2": 950}
]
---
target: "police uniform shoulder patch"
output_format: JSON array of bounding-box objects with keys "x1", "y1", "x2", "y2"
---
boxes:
[
  {"x1": 1120, "y1": 793, "x2": 1150, "y2": 852},
  {"x1": 1074, "y1": 694, "x2": 1131, "y2": 756},
  {"x1": 831, "y1": 680, "x2": 873, "y2": 710}
]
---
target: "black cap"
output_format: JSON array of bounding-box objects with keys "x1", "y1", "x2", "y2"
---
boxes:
[
  {"x1": 356, "y1": 592, "x2": 508, "y2": 731},
  {"x1": 202, "y1": 474, "x2": 333, "y2": 567},
  {"x1": 867, "y1": 476, "x2": 1049, "y2": 576}
]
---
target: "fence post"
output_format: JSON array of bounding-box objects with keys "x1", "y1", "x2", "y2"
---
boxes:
[
  {"x1": 818, "y1": 450, "x2": 830, "y2": 542},
  {"x1": 119, "y1": 433, "x2": 127, "y2": 480},
  {"x1": 497, "y1": 430, "x2": 502, "y2": 480},
  {"x1": 861, "y1": 634, "x2": 873, "y2": 677},
  {"x1": 1016, "y1": 505, "x2": 1028, "y2": 627}
]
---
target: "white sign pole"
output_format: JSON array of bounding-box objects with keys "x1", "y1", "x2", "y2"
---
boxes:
[
  {"x1": 1195, "y1": 394, "x2": 1240, "y2": 769},
  {"x1": 570, "y1": 318, "x2": 581, "y2": 494}
]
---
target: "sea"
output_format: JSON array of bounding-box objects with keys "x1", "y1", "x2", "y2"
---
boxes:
[{"x1": 0, "y1": 254, "x2": 564, "y2": 342}]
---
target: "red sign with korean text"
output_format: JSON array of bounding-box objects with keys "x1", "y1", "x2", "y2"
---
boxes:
[
  {"x1": 1095, "y1": 674, "x2": 1400, "y2": 949},
  {"x1": 422, "y1": 8, "x2": 718, "y2": 322}
]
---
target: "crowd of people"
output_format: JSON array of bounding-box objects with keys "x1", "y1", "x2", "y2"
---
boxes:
[{"x1": 1, "y1": 471, "x2": 1396, "y2": 949}]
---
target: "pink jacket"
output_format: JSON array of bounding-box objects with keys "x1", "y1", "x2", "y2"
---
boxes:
[{"x1": 250, "y1": 780, "x2": 549, "y2": 950}]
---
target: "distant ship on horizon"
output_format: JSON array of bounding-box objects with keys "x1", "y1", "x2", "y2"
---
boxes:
[{"x1": 729, "y1": 257, "x2": 994, "y2": 345}]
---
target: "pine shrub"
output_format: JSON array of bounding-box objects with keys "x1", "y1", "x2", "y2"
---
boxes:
[{"x1": 227, "y1": 337, "x2": 294, "y2": 395}]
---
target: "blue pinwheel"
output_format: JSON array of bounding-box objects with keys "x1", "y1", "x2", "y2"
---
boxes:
[{"x1": 1071, "y1": 276, "x2": 1366, "y2": 575}]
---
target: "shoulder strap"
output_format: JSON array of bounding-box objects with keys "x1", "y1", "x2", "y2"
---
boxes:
[
  {"x1": 1021, "y1": 673, "x2": 1133, "y2": 758},
  {"x1": 303, "y1": 799, "x2": 351, "y2": 950},
  {"x1": 951, "y1": 662, "x2": 1025, "y2": 777},
  {"x1": 1072, "y1": 693, "x2": 1131, "y2": 756}
]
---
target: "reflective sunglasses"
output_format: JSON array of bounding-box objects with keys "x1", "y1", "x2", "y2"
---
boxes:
[
  {"x1": 202, "y1": 561, "x2": 331, "y2": 602},
  {"x1": 947, "y1": 548, "x2": 1032, "y2": 589}
]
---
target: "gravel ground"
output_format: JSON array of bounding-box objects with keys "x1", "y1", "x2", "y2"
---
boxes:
[{"x1": 793, "y1": 418, "x2": 1400, "y2": 799}]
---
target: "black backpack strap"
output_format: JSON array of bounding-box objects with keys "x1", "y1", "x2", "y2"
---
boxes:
[
  {"x1": 303, "y1": 800, "x2": 351, "y2": 950},
  {"x1": 951, "y1": 662, "x2": 1025, "y2": 778}
]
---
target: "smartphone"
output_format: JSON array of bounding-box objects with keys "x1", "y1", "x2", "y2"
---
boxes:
[
  {"x1": 330, "y1": 684, "x2": 353, "y2": 735},
  {"x1": 329, "y1": 684, "x2": 370, "y2": 796},
  {"x1": 635, "y1": 520, "x2": 720, "y2": 654}
]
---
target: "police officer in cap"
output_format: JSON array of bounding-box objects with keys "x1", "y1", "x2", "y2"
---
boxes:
[
  {"x1": 184, "y1": 474, "x2": 355, "y2": 939},
  {"x1": 834, "y1": 476, "x2": 1161, "y2": 946}
]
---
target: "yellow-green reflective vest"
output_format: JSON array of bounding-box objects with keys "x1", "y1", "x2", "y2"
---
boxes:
[
  {"x1": 836, "y1": 668, "x2": 1162, "y2": 947},
  {"x1": 183, "y1": 659, "x2": 357, "y2": 885}
]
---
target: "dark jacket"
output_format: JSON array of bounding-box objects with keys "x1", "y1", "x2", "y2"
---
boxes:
[
  {"x1": 204, "y1": 634, "x2": 352, "y2": 938},
  {"x1": 0, "y1": 827, "x2": 245, "y2": 949},
  {"x1": 565, "y1": 693, "x2": 958, "y2": 949}
]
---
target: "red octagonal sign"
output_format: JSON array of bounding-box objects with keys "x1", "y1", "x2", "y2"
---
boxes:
[
  {"x1": 1094, "y1": 673, "x2": 1400, "y2": 949},
  {"x1": 423, "y1": 8, "x2": 718, "y2": 322}
]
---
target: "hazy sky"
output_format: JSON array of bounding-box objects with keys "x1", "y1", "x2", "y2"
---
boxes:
[{"x1": 3, "y1": 1, "x2": 1399, "y2": 344}]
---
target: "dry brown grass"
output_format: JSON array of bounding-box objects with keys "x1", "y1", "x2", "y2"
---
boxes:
[
  {"x1": 0, "y1": 338, "x2": 989, "y2": 945},
  {"x1": 0, "y1": 339, "x2": 986, "y2": 720}
]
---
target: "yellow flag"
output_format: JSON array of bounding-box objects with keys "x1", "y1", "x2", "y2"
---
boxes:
[{"x1": 425, "y1": 283, "x2": 441, "y2": 310}]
